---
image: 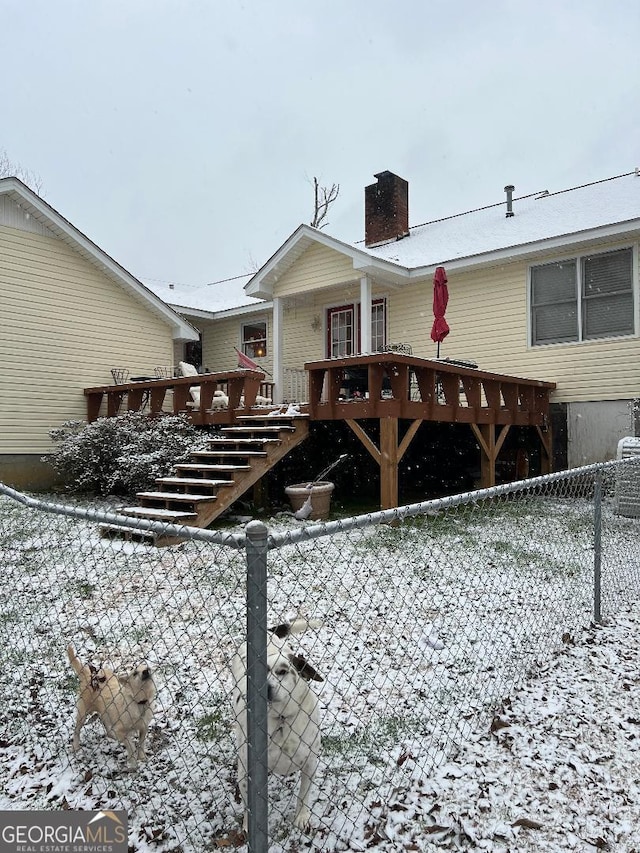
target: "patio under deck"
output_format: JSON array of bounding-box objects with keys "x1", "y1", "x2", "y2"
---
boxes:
[{"x1": 84, "y1": 355, "x2": 556, "y2": 511}]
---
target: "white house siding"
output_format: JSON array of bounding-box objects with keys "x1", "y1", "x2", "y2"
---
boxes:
[{"x1": 0, "y1": 225, "x2": 176, "y2": 457}]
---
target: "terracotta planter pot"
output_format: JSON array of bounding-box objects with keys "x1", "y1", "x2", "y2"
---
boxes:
[{"x1": 285, "y1": 481, "x2": 335, "y2": 520}]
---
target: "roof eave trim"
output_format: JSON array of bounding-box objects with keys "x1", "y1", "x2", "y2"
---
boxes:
[
  {"x1": 407, "y1": 219, "x2": 640, "y2": 278},
  {"x1": 246, "y1": 223, "x2": 411, "y2": 295},
  {"x1": 0, "y1": 177, "x2": 198, "y2": 341},
  {"x1": 171, "y1": 301, "x2": 273, "y2": 320}
]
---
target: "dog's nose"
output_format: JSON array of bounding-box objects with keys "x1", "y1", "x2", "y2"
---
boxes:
[
  {"x1": 141, "y1": 669, "x2": 150, "y2": 680},
  {"x1": 267, "y1": 684, "x2": 274, "y2": 702}
]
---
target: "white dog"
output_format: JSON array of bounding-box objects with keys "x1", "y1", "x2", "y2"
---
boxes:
[{"x1": 231, "y1": 619, "x2": 323, "y2": 833}]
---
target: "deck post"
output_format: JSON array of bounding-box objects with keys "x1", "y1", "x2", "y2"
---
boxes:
[
  {"x1": 380, "y1": 417, "x2": 399, "y2": 509},
  {"x1": 472, "y1": 423, "x2": 497, "y2": 488},
  {"x1": 537, "y1": 423, "x2": 554, "y2": 475}
]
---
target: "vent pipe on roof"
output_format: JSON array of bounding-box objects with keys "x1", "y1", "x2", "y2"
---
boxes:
[{"x1": 504, "y1": 185, "x2": 515, "y2": 218}]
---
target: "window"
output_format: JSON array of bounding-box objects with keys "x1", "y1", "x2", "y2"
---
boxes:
[
  {"x1": 370, "y1": 300, "x2": 386, "y2": 352},
  {"x1": 326, "y1": 298, "x2": 386, "y2": 357},
  {"x1": 531, "y1": 248, "x2": 634, "y2": 346},
  {"x1": 242, "y1": 322, "x2": 267, "y2": 358},
  {"x1": 184, "y1": 335, "x2": 202, "y2": 369},
  {"x1": 328, "y1": 305, "x2": 354, "y2": 357}
]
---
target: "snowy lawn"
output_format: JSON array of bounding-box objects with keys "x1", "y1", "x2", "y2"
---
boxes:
[{"x1": 1, "y1": 484, "x2": 639, "y2": 851}]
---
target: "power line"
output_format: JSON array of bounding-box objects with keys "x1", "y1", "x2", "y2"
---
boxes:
[{"x1": 144, "y1": 271, "x2": 254, "y2": 288}]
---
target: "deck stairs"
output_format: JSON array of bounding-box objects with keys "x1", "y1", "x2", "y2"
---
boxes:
[{"x1": 100, "y1": 412, "x2": 309, "y2": 545}]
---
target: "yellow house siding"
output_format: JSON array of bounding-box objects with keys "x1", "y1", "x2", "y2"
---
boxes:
[
  {"x1": 198, "y1": 313, "x2": 274, "y2": 377},
  {"x1": 274, "y1": 243, "x2": 357, "y2": 298},
  {"x1": 0, "y1": 226, "x2": 176, "y2": 454},
  {"x1": 282, "y1": 298, "x2": 326, "y2": 366},
  {"x1": 389, "y1": 246, "x2": 640, "y2": 404}
]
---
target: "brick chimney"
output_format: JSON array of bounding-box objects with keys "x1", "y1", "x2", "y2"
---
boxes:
[{"x1": 365, "y1": 171, "x2": 409, "y2": 246}]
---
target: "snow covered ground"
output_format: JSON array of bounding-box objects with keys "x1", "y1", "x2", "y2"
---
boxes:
[
  {"x1": 366, "y1": 605, "x2": 640, "y2": 852},
  {"x1": 1, "y1": 484, "x2": 640, "y2": 852}
]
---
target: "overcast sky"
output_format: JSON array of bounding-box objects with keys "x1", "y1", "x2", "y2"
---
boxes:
[{"x1": 2, "y1": 0, "x2": 639, "y2": 303}]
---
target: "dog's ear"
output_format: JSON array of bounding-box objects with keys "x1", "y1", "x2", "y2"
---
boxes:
[
  {"x1": 288, "y1": 653, "x2": 323, "y2": 682},
  {"x1": 269, "y1": 623, "x2": 291, "y2": 639}
]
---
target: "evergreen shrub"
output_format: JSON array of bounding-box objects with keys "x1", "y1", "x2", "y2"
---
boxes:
[{"x1": 47, "y1": 412, "x2": 209, "y2": 496}]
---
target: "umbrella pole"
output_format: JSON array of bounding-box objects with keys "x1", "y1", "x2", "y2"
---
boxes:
[{"x1": 437, "y1": 341, "x2": 440, "y2": 358}]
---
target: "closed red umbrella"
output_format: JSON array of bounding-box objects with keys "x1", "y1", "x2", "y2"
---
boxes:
[{"x1": 430, "y1": 266, "x2": 450, "y2": 357}]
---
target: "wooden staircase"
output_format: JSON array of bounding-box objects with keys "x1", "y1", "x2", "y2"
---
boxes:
[{"x1": 100, "y1": 413, "x2": 309, "y2": 545}]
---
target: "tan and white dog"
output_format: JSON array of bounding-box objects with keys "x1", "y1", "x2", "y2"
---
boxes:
[
  {"x1": 67, "y1": 644, "x2": 156, "y2": 769},
  {"x1": 231, "y1": 619, "x2": 323, "y2": 833}
]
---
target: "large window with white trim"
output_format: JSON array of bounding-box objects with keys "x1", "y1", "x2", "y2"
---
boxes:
[{"x1": 530, "y1": 247, "x2": 634, "y2": 346}]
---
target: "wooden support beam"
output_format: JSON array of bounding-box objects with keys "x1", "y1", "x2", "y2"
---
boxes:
[
  {"x1": 86, "y1": 391, "x2": 103, "y2": 423},
  {"x1": 346, "y1": 417, "x2": 424, "y2": 510},
  {"x1": 380, "y1": 417, "x2": 398, "y2": 510},
  {"x1": 471, "y1": 423, "x2": 511, "y2": 488},
  {"x1": 398, "y1": 419, "x2": 423, "y2": 462},
  {"x1": 346, "y1": 419, "x2": 381, "y2": 464},
  {"x1": 537, "y1": 424, "x2": 554, "y2": 475}
]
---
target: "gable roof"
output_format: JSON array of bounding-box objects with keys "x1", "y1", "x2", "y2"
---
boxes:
[
  {"x1": 146, "y1": 275, "x2": 267, "y2": 320},
  {"x1": 0, "y1": 177, "x2": 199, "y2": 341},
  {"x1": 247, "y1": 170, "x2": 640, "y2": 298}
]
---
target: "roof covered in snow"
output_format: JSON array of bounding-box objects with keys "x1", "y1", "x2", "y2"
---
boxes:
[
  {"x1": 150, "y1": 170, "x2": 640, "y2": 312},
  {"x1": 248, "y1": 169, "x2": 640, "y2": 299},
  {"x1": 144, "y1": 275, "x2": 265, "y2": 318},
  {"x1": 363, "y1": 170, "x2": 640, "y2": 269}
]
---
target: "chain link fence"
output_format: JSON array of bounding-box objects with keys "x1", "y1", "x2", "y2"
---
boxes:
[{"x1": 1, "y1": 458, "x2": 640, "y2": 851}]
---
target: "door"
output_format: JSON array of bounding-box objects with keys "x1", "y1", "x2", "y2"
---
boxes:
[{"x1": 327, "y1": 305, "x2": 355, "y2": 357}]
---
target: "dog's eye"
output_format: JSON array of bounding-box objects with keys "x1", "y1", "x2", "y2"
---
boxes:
[{"x1": 274, "y1": 666, "x2": 289, "y2": 676}]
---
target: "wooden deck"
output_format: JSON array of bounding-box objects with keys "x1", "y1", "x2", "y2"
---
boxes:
[
  {"x1": 85, "y1": 355, "x2": 556, "y2": 511},
  {"x1": 305, "y1": 354, "x2": 556, "y2": 507}
]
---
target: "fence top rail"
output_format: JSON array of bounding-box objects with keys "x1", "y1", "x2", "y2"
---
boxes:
[
  {"x1": 0, "y1": 483, "x2": 245, "y2": 549},
  {"x1": 264, "y1": 457, "x2": 639, "y2": 549},
  {"x1": 2, "y1": 457, "x2": 637, "y2": 552}
]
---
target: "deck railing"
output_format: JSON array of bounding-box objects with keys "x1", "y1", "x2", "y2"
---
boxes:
[
  {"x1": 84, "y1": 370, "x2": 272, "y2": 425},
  {"x1": 305, "y1": 354, "x2": 556, "y2": 426}
]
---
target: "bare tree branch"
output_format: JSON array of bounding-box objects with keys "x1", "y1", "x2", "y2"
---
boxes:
[
  {"x1": 0, "y1": 149, "x2": 44, "y2": 195},
  {"x1": 310, "y1": 176, "x2": 339, "y2": 229}
]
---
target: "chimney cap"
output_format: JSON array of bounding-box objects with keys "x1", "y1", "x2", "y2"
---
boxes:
[{"x1": 373, "y1": 170, "x2": 398, "y2": 181}]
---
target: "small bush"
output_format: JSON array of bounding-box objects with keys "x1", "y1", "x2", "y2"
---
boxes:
[{"x1": 47, "y1": 412, "x2": 209, "y2": 496}]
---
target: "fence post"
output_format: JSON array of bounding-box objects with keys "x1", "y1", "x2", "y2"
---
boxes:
[
  {"x1": 245, "y1": 520, "x2": 269, "y2": 853},
  {"x1": 593, "y1": 470, "x2": 602, "y2": 624}
]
